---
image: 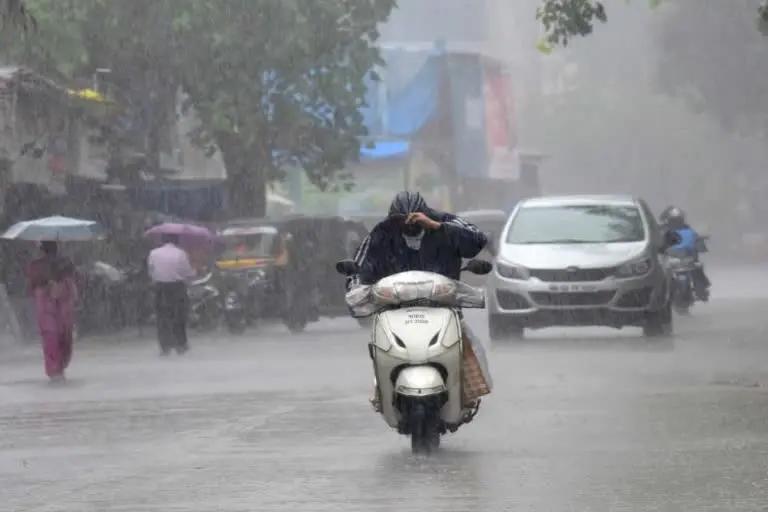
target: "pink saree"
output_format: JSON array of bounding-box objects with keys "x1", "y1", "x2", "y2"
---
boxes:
[{"x1": 27, "y1": 256, "x2": 77, "y2": 378}]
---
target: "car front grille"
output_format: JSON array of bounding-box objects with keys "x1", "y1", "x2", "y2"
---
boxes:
[
  {"x1": 496, "y1": 290, "x2": 532, "y2": 310},
  {"x1": 529, "y1": 291, "x2": 616, "y2": 307},
  {"x1": 615, "y1": 287, "x2": 654, "y2": 308},
  {"x1": 529, "y1": 268, "x2": 614, "y2": 282}
]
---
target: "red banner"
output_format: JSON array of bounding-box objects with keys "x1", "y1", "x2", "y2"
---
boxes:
[
  {"x1": 484, "y1": 74, "x2": 513, "y2": 151},
  {"x1": 483, "y1": 68, "x2": 518, "y2": 180}
]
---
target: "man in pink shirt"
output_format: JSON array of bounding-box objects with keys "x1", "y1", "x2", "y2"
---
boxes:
[{"x1": 147, "y1": 234, "x2": 196, "y2": 355}]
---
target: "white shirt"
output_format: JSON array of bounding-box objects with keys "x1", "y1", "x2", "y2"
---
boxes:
[{"x1": 147, "y1": 243, "x2": 196, "y2": 283}]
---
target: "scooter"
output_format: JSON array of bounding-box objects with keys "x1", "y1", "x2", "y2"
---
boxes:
[{"x1": 335, "y1": 259, "x2": 492, "y2": 454}]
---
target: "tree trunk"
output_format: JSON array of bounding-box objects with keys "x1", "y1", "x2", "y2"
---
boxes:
[{"x1": 217, "y1": 132, "x2": 267, "y2": 218}]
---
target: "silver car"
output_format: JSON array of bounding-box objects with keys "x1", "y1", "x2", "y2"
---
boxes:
[{"x1": 486, "y1": 195, "x2": 677, "y2": 340}]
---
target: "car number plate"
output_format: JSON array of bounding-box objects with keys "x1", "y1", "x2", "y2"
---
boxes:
[{"x1": 548, "y1": 284, "x2": 598, "y2": 292}]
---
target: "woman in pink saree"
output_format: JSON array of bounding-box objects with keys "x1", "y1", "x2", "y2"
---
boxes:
[{"x1": 26, "y1": 241, "x2": 77, "y2": 382}]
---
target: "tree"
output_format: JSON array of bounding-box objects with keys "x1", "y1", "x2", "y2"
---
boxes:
[
  {"x1": 173, "y1": 0, "x2": 394, "y2": 216},
  {"x1": 536, "y1": 0, "x2": 768, "y2": 48},
  {"x1": 1, "y1": 0, "x2": 36, "y2": 31},
  {"x1": 1, "y1": 0, "x2": 396, "y2": 217}
]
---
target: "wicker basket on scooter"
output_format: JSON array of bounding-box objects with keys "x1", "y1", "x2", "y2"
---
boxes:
[{"x1": 462, "y1": 336, "x2": 491, "y2": 403}]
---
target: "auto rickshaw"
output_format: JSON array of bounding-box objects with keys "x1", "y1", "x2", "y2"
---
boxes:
[
  {"x1": 215, "y1": 220, "x2": 287, "y2": 332},
  {"x1": 279, "y1": 215, "x2": 368, "y2": 329},
  {"x1": 215, "y1": 215, "x2": 368, "y2": 333}
]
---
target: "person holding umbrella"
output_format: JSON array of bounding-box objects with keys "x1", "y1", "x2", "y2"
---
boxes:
[
  {"x1": 2, "y1": 216, "x2": 104, "y2": 383},
  {"x1": 145, "y1": 223, "x2": 212, "y2": 356},
  {"x1": 26, "y1": 241, "x2": 78, "y2": 383}
]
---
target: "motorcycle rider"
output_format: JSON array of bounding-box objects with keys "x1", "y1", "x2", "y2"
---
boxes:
[
  {"x1": 347, "y1": 191, "x2": 489, "y2": 411},
  {"x1": 660, "y1": 206, "x2": 711, "y2": 302}
]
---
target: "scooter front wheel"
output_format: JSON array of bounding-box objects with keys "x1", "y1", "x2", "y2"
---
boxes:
[{"x1": 409, "y1": 402, "x2": 440, "y2": 455}]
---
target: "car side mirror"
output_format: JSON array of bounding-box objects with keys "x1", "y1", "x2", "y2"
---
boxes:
[
  {"x1": 661, "y1": 230, "x2": 681, "y2": 251},
  {"x1": 485, "y1": 237, "x2": 498, "y2": 257},
  {"x1": 463, "y1": 259, "x2": 493, "y2": 275},
  {"x1": 335, "y1": 259, "x2": 359, "y2": 276}
]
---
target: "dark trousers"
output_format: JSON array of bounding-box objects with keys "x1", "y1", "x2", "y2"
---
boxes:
[{"x1": 154, "y1": 282, "x2": 188, "y2": 352}]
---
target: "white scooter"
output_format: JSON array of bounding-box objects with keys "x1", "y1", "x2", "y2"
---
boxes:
[{"x1": 335, "y1": 259, "x2": 492, "y2": 454}]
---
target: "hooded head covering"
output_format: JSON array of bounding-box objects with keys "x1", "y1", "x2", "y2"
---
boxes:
[{"x1": 388, "y1": 191, "x2": 429, "y2": 241}]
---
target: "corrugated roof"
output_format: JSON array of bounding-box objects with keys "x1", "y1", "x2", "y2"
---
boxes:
[{"x1": 0, "y1": 66, "x2": 69, "y2": 98}]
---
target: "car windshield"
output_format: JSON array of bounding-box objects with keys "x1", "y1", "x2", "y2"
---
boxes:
[
  {"x1": 219, "y1": 233, "x2": 277, "y2": 259},
  {"x1": 506, "y1": 204, "x2": 646, "y2": 244}
]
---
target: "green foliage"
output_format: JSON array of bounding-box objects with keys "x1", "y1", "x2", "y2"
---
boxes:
[
  {"x1": 174, "y1": 1, "x2": 394, "y2": 187},
  {"x1": 0, "y1": 0, "x2": 89, "y2": 78},
  {"x1": 537, "y1": 0, "x2": 606, "y2": 48},
  {"x1": 0, "y1": 0, "x2": 397, "y2": 215},
  {"x1": 537, "y1": 0, "x2": 764, "y2": 48},
  {"x1": 1, "y1": 0, "x2": 37, "y2": 32}
]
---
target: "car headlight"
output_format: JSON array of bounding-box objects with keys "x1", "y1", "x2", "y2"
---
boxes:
[
  {"x1": 496, "y1": 261, "x2": 530, "y2": 280},
  {"x1": 615, "y1": 257, "x2": 652, "y2": 278}
]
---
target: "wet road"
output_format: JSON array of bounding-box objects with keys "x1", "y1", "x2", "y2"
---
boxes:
[{"x1": 3, "y1": 266, "x2": 768, "y2": 511}]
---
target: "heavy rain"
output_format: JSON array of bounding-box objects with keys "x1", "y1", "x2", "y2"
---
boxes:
[{"x1": 2, "y1": 0, "x2": 768, "y2": 510}]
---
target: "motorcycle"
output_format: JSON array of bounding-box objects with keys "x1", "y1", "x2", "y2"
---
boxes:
[
  {"x1": 188, "y1": 272, "x2": 221, "y2": 331},
  {"x1": 666, "y1": 235, "x2": 710, "y2": 315},
  {"x1": 667, "y1": 248, "x2": 697, "y2": 314},
  {"x1": 218, "y1": 267, "x2": 269, "y2": 334},
  {"x1": 335, "y1": 258, "x2": 492, "y2": 454},
  {"x1": 222, "y1": 287, "x2": 247, "y2": 334}
]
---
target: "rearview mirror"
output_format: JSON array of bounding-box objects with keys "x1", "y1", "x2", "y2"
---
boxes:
[
  {"x1": 335, "y1": 259, "x2": 359, "y2": 276},
  {"x1": 463, "y1": 259, "x2": 493, "y2": 275}
]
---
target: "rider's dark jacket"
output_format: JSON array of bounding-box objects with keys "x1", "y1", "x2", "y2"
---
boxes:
[{"x1": 347, "y1": 210, "x2": 488, "y2": 289}]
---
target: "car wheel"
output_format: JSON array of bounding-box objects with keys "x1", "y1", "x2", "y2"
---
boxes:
[
  {"x1": 488, "y1": 314, "x2": 524, "y2": 341},
  {"x1": 643, "y1": 302, "x2": 673, "y2": 338}
]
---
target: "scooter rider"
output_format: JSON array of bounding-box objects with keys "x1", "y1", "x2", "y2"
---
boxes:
[
  {"x1": 660, "y1": 206, "x2": 711, "y2": 301},
  {"x1": 347, "y1": 191, "x2": 488, "y2": 411}
]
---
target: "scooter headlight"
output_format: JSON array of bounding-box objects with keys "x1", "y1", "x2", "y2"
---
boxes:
[
  {"x1": 373, "y1": 321, "x2": 392, "y2": 352},
  {"x1": 440, "y1": 330, "x2": 460, "y2": 348}
]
